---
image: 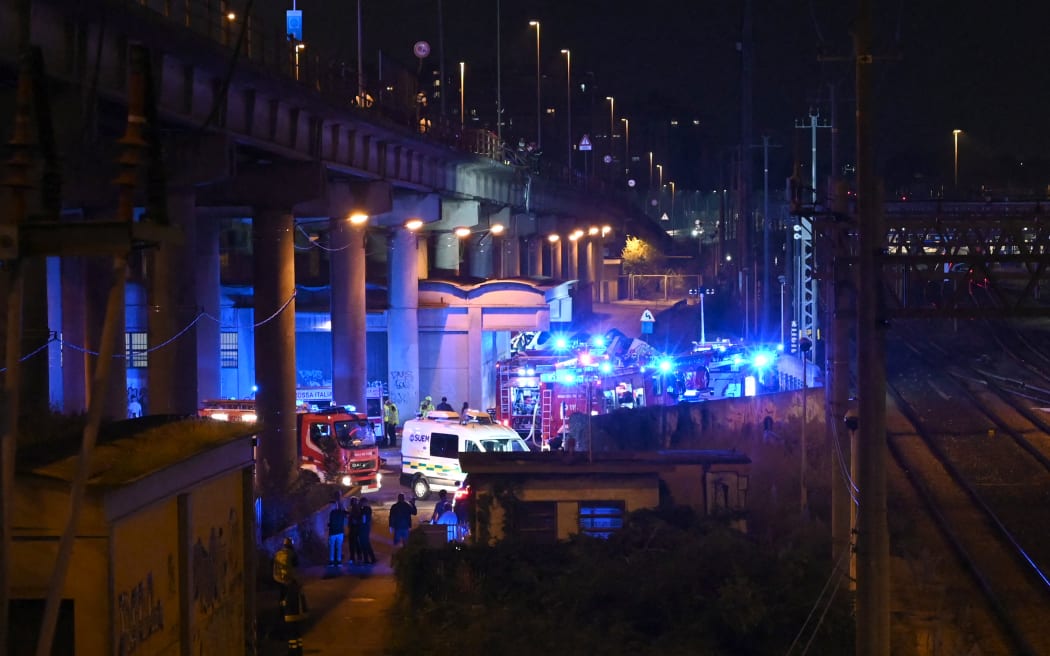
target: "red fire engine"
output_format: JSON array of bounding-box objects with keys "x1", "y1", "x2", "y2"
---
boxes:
[
  {"x1": 199, "y1": 400, "x2": 382, "y2": 491},
  {"x1": 494, "y1": 354, "x2": 676, "y2": 443}
]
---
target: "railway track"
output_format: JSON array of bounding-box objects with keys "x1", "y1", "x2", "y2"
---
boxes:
[{"x1": 885, "y1": 326, "x2": 1050, "y2": 654}]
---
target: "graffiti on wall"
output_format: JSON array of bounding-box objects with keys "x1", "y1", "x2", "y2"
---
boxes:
[
  {"x1": 192, "y1": 508, "x2": 240, "y2": 614},
  {"x1": 117, "y1": 572, "x2": 164, "y2": 655},
  {"x1": 390, "y1": 369, "x2": 415, "y2": 409}
]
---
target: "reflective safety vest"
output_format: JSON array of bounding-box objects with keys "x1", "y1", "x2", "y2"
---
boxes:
[
  {"x1": 384, "y1": 402, "x2": 399, "y2": 425},
  {"x1": 273, "y1": 547, "x2": 296, "y2": 585}
]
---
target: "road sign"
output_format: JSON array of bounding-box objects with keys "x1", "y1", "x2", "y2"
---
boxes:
[
  {"x1": 414, "y1": 41, "x2": 431, "y2": 58},
  {"x1": 640, "y1": 309, "x2": 656, "y2": 322},
  {"x1": 579, "y1": 135, "x2": 592, "y2": 151},
  {"x1": 660, "y1": 213, "x2": 669, "y2": 222}
]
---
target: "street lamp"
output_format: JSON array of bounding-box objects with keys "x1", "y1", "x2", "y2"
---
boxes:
[
  {"x1": 621, "y1": 117, "x2": 630, "y2": 180},
  {"x1": 648, "y1": 151, "x2": 654, "y2": 190},
  {"x1": 355, "y1": 0, "x2": 364, "y2": 102},
  {"x1": 953, "y1": 128, "x2": 963, "y2": 187},
  {"x1": 459, "y1": 61, "x2": 465, "y2": 132},
  {"x1": 656, "y1": 164, "x2": 663, "y2": 212},
  {"x1": 529, "y1": 20, "x2": 541, "y2": 149},
  {"x1": 669, "y1": 181, "x2": 676, "y2": 227},
  {"x1": 605, "y1": 96, "x2": 615, "y2": 177},
  {"x1": 561, "y1": 49, "x2": 571, "y2": 170}
]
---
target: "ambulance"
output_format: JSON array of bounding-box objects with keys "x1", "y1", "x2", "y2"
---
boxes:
[{"x1": 399, "y1": 410, "x2": 530, "y2": 499}]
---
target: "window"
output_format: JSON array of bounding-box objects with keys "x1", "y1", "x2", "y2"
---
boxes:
[
  {"x1": 430, "y1": 433, "x2": 459, "y2": 459},
  {"x1": 510, "y1": 501, "x2": 558, "y2": 544},
  {"x1": 579, "y1": 501, "x2": 625, "y2": 539},
  {"x1": 125, "y1": 332, "x2": 148, "y2": 368},
  {"x1": 221, "y1": 332, "x2": 239, "y2": 368}
]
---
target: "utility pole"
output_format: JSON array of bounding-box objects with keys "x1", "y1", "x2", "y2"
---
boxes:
[
  {"x1": 737, "y1": 0, "x2": 753, "y2": 308},
  {"x1": 855, "y1": 0, "x2": 890, "y2": 651},
  {"x1": 795, "y1": 109, "x2": 831, "y2": 205}
]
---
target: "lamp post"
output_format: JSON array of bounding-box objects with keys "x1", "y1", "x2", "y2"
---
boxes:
[
  {"x1": 656, "y1": 164, "x2": 663, "y2": 212},
  {"x1": 648, "y1": 151, "x2": 654, "y2": 190},
  {"x1": 529, "y1": 20, "x2": 541, "y2": 149},
  {"x1": 605, "y1": 96, "x2": 615, "y2": 179},
  {"x1": 669, "y1": 181, "x2": 676, "y2": 228},
  {"x1": 953, "y1": 128, "x2": 962, "y2": 187},
  {"x1": 621, "y1": 117, "x2": 630, "y2": 180},
  {"x1": 459, "y1": 61, "x2": 465, "y2": 132},
  {"x1": 561, "y1": 49, "x2": 571, "y2": 171},
  {"x1": 354, "y1": 0, "x2": 364, "y2": 101}
]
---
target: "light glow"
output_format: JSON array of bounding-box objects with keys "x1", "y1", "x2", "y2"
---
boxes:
[{"x1": 349, "y1": 212, "x2": 369, "y2": 224}]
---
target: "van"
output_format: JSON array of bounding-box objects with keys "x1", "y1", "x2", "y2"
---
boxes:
[{"x1": 399, "y1": 409, "x2": 530, "y2": 499}]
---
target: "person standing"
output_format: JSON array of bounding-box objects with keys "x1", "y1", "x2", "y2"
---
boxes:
[
  {"x1": 326, "y1": 500, "x2": 347, "y2": 566},
  {"x1": 346, "y1": 497, "x2": 362, "y2": 564},
  {"x1": 272, "y1": 537, "x2": 299, "y2": 603},
  {"x1": 383, "y1": 397, "x2": 400, "y2": 448},
  {"x1": 357, "y1": 497, "x2": 377, "y2": 564},
  {"x1": 388, "y1": 493, "x2": 417, "y2": 547},
  {"x1": 418, "y1": 395, "x2": 435, "y2": 418},
  {"x1": 430, "y1": 489, "x2": 453, "y2": 523},
  {"x1": 460, "y1": 401, "x2": 469, "y2": 416},
  {"x1": 273, "y1": 537, "x2": 305, "y2": 653},
  {"x1": 436, "y1": 396, "x2": 454, "y2": 411}
]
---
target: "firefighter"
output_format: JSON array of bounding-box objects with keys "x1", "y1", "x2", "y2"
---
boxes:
[
  {"x1": 418, "y1": 395, "x2": 435, "y2": 418},
  {"x1": 383, "y1": 397, "x2": 399, "y2": 448}
]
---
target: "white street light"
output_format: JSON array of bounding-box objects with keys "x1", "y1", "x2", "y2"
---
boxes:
[{"x1": 561, "y1": 49, "x2": 571, "y2": 170}]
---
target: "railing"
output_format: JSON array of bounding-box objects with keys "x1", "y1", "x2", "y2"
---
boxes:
[
  {"x1": 114, "y1": 0, "x2": 619, "y2": 196},
  {"x1": 618, "y1": 274, "x2": 701, "y2": 301}
]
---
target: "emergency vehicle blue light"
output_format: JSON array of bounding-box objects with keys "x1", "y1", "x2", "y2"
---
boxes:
[
  {"x1": 732, "y1": 355, "x2": 744, "y2": 367},
  {"x1": 658, "y1": 359, "x2": 673, "y2": 373},
  {"x1": 553, "y1": 335, "x2": 570, "y2": 351},
  {"x1": 599, "y1": 362, "x2": 613, "y2": 374},
  {"x1": 560, "y1": 372, "x2": 577, "y2": 384},
  {"x1": 592, "y1": 335, "x2": 606, "y2": 348},
  {"x1": 251, "y1": 385, "x2": 259, "y2": 393},
  {"x1": 753, "y1": 352, "x2": 773, "y2": 369}
]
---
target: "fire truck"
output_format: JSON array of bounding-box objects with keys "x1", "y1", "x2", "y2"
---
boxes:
[
  {"x1": 199, "y1": 399, "x2": 382, "y2": 491},
  {"x1": 494, "y1": 354, "x2": 676, "y2": 443}
]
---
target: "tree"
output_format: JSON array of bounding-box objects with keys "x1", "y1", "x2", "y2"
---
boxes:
[{"x1": 621, "y1": 236, "x2": 664, "y2": 274}]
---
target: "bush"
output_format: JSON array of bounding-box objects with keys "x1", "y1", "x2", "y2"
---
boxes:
[{"x1": 388, "y1": 507, "x2": 853, "y2": 655}]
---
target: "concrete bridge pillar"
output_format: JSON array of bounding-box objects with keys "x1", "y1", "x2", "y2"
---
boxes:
[
  {"x1": 430, "y1": 198, "x2": 480, "y2": 274},
  {"x1": 388, "y1": 227, "x2": 422, "y2": 419},
  {"x1": 326, "y1": 181, "x2": 392, "y2": 411},
  {"x1": 530, "y1": 236, "x2": 544, "y2": 278},
  {"x1": 567, "y1": 236, "x2": 580, "y2": 281},
  {"x1": 550, "y1": 237, "x2": 564, "y2": 280},
  {"x1": 195, "y1": 213, "x2": 221, "y2": 403},
  {"x1": 147, "y1": 188, "x2": 203, "y2": 415},
  {"x1": 501, "y1": 234, "x2": 521, "y2": 278},
  {"x1": 378, "y1": 191, "x2": 439, "y2": 417},
  {"x1": 253, "y1": 207, "x2": 299, "y2": 491}
]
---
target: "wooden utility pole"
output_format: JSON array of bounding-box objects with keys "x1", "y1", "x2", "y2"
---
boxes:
[{"x1": 854, "y1": 0, "x2": 891, "y2": 652}]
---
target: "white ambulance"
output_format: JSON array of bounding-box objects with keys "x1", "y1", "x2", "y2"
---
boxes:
[{"x1": 399, "y1": 409, "x2": 530, "y2": 499}]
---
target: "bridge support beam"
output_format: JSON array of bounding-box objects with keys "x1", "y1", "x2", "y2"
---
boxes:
[
  {"x1": 327, "y1": 181, "x2": 391, "y2": 411},
  {"x1": 377, "y1": 192, "x2": 439, "y2": 419},
  {"x1": 147, "y1": 189, "x2": 201, "y2": 415},
  {"x1": 253, "y1": 207, "x2": 299, "y2": 494}
]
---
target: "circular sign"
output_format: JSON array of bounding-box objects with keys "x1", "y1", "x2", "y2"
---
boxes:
[
  {"x1": 414, "y1": 41, "x2": 431, "y2": 58},
  {"x1": 602, "y1": 155, "x2": 612, "y2": 164},
  {"x1": 650, "y1": 199, "x2": 658, "y2": 207},
  {"x1": 627, "y1": 179, "x2": 636, "y2": 188}
]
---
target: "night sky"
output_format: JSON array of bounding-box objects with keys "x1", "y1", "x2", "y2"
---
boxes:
[{"x1": 255, "y1": 0, "x2": 1050, "y2": 193}]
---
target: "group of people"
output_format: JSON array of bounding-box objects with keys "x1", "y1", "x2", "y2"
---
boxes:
[
  {"x1": 326, "y1": 496, "x2": 378, "y2": 567},
  {"x1": 418, "y1": 395, "x2": 469, "y2": 417}
]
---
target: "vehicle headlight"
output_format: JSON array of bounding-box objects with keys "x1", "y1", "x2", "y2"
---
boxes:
[
  {"x1": 376, "y1": 472, "x2": 382, "y2": 485},
  {"x1": 341, "y1": 475, "x2": 352, "y2": 487}
]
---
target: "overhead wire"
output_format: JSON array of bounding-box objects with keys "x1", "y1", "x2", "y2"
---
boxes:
[{"x1": 0, "y1": 291, "x2": 296, "y2": 368}]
